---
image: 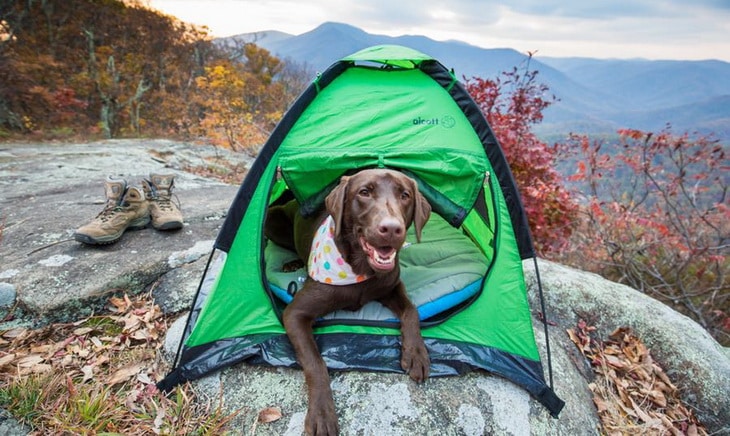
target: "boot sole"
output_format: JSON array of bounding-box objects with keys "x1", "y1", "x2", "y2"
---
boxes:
[
  {"x1": 74, "y1": 216, "x2": 150, "y2": 245},
  {"x1": 152, "y1": 220, "x2": 183, "y2": 231}
]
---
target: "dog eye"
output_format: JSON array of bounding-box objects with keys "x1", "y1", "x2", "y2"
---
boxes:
[
  {"x1": 358, "y1": 188, "x2": 371, "y2": 197},
  {"x1": 401, "y1": 191, "x2": 411, "y2": 200}
]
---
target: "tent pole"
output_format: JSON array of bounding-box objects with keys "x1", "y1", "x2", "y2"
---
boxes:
[{"x1": 532, "y1": 256, "x2": 554, "y2": 389}]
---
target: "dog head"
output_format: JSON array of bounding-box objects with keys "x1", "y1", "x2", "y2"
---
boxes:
[{"x1": 325, "y1": 169, "x2": 431, "y2": 274}]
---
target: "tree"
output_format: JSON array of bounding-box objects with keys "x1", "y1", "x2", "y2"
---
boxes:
[
  {"x1": 465, "y1": 57, "x2": 578, "y2": 254},
  {"x1": 0, "y1": 0, "x2": 216, "y2": 138},
  {"x1": 194, "y1": 60, "x2": 255, "y2": 151},
  {"x1": 193, "y1": 43, "x2": 292, "y2": 154},
  {"x1": 0, "y1": 0, "x2": 307, "y2": 143},
  {"x1": 558, "y1": 129, "x2": 729, "y2": 344}
]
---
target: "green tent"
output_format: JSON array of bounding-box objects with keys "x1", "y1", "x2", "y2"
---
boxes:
[{"x1": 158, "y1": 45, "x2": 564, "y2": 417}]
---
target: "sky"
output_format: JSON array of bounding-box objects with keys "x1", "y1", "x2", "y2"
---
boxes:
[{"x1": 147, "y1": 0, "x2": 730, "y2": 62}]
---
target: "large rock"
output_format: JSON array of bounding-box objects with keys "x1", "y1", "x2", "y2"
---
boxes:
[{"x1": 163, "y1": 311, "x2": 600, "y2": 435}]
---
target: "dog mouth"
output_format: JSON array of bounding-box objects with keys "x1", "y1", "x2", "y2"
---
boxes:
[{"x1": 360, "y1": 237, "x2": 398, "y2": 271}]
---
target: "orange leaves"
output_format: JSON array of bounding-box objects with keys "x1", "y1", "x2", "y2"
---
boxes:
[
  {"x1": 247, "y1": 406, "x2": 283, "y2": 435},
  {"x1": 568, "y1": 322, "x2": 707, "y2": 435},
  {"x1": 191, "y1": 45, "x2": 289, "y2": 153}
]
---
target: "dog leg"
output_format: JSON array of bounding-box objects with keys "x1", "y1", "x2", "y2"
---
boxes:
[
  {"x1": 379, "y1": 283, "x2": 430, "y2": 382},
  {"x1": 283, "y1": 294, "x2": 340, "y2": 436}
]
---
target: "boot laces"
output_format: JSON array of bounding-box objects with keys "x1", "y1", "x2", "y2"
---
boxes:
[
  {"x1": 96, "y1": 200, "x2": 123, "y2": 222},
  {"x1": 153, "y1": 190, "x2": 181, "y2": 212}
]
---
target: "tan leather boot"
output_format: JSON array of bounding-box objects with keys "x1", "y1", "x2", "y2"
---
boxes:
[
  {"x1": 74, "y1": 176, "x2": 150, "y2": 245},
  {"x1": 142, "y1": 173, "x2": 183, "y2": 230}
]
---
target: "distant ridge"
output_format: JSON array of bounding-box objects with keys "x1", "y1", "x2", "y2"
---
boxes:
[{"x1": 222, "y1": 22, "x2": 730, "y2": 141}]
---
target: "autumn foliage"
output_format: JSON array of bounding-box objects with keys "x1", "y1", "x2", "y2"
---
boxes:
[
  {"x1": 193, "y1": 44, "x2": 291, "y2": 154},
  {"x1": 557, "y1": 129, "x2": 729, "y2": 344},
  {"x1": 0, "y1": 0, "x2": 303, "y2": 145},
  {"x1": 2, "y1": 0, "x2": 728, "y2": 347},
  {"x1": 465, "y1": 62, "x2": 578, "y2": 254}
]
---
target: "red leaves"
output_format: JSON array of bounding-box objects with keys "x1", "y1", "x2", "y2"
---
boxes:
[
  {"x1": 556, "y1": 128, "x2": 729, "y2": 345},
  {"x1": 465, "y1": 59, "x2": 578, "y2": 255}
]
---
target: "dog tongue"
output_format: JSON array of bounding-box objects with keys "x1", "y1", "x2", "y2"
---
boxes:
[
  {"x1": 370, "y1": 247, "x2": 396, "y2": 270},
  {"x1": 361, "y1": 239, "x2": 397, "y2": 271}
]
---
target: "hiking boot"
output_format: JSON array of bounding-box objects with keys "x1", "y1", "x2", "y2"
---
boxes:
[
  {"x1": 142, "y1": 173, "x2": 183, "y2": 230},
  {"x1": 74, "y1": 176, "x2": 150, "y2": 245}
]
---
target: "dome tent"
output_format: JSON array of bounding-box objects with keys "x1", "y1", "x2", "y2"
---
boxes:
[{"x1": 158, "y1": 45, "x2": 564, "y2": 418}]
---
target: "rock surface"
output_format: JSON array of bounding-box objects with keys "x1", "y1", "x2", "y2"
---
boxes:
[
  {"x1": 0, "y1": 139, "x2": 243, "y2": 325},
  {"x1": 1, "y1": 140, "x2": 728, "y2": 435}
]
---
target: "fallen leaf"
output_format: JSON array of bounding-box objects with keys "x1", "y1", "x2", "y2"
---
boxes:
[
  {"x1": 90, "y1": 336, "x2": 104, "y2": 349},
  {"x1": 73, "y1": 327, "x2": 93, "y2": 336},
  {"x1": 125, "y1": 389, "x2": 142, "y2": 410},
  {"x1": 122, "y1": 315, "x2": 142, "y2": 332},
  {"x1": 130, "y1": 329, "x2": 150, "y2": 341},
  {"x1": 604, "y1": 354, "x2": 625, "y2": 369},
  {"x1": 81, "y1": 365, "x2": 95, "y2": 382},
  {"x1": 109, "y1": 294, "x2": 133, "y2": 313},
  {"x1": 0, "y1": 353, "x2": 16, "y2": 367},
  {"x1": 17, "y1": 354, "x2": 44, "y2": 367},
  {"x1": 2, "y1": 328, "x2": 26, "y2": 340},
  {"x1": 30, "y1": 344, "x2": 53, "y2": 354},
  {"x1": 29, "y1": 363, "x2": 52, "y2": 374},
  {"x1": 107, "y1": 362, "x2": 145, "y2": 385},
  {"x1": 92, "y1": 354, "x2": 110, "y2": 367},
  {"x1": 258, "y1": 407, "x2": 282, "y2": 424},
  {"x1": 136, "y1": 372, "x2": 153, "y2": 385}
]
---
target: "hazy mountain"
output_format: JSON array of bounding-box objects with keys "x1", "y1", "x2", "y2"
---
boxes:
[{"x1": 225, "y1": 22, "x2": 730, "y2": 141}]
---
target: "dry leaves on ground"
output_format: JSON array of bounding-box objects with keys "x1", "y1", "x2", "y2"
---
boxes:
[
  {"x1": 0, "y1": 292, "x2": 236, "y2": 434},
  {"x1": 568, "y1": 320, "x2": 707, "y2": 436},
  {"x1": 0, "y1": 293, "x2": 164, "y2": 383}
]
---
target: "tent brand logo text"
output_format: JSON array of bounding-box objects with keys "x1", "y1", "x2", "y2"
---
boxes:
[{"x1": 412, "y1": 115, "x2": 456, "y2": 128}]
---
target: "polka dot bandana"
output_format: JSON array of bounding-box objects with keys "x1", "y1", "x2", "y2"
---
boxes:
[{"x1": 308, "y1": 215, "x2": 370, "y2": 285}]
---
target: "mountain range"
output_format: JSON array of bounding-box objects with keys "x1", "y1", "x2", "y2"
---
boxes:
[{"x1": 226, "y1": 22, "x2": 730, "y2": 142}]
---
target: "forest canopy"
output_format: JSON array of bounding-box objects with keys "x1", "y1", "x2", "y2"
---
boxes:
[{"x1": 0, "y1": 0, "x2": 306, "y2": 153}]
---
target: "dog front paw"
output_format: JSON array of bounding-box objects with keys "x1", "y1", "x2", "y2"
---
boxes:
[
  {"x1": 401, "y1": 342, "x2": 430, "y2": 383},
  {"x1": 305, "y1": 398, "x2": 339, "y2": 436}
]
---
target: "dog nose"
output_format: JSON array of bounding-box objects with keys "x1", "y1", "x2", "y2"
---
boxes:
[{"x1": 378, "y1": 218, "x2": 404, "y2": 239}]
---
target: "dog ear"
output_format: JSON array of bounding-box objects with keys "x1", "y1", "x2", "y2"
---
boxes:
[
  {"x1": 412, "y1": 181, "x2": 431, "y2": 243},
  {"x1": 325, "y1": 175, "x2": 350, "y2": 238}
]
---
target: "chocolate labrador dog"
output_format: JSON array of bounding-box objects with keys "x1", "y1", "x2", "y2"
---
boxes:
[{"x1": 265, "y1": 168, "x2": 432, "y2": 435}]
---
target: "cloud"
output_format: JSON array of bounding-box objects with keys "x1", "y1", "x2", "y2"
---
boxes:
[{"x1": 148, "y1": 0, "x2": 730, "y2": 61}]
